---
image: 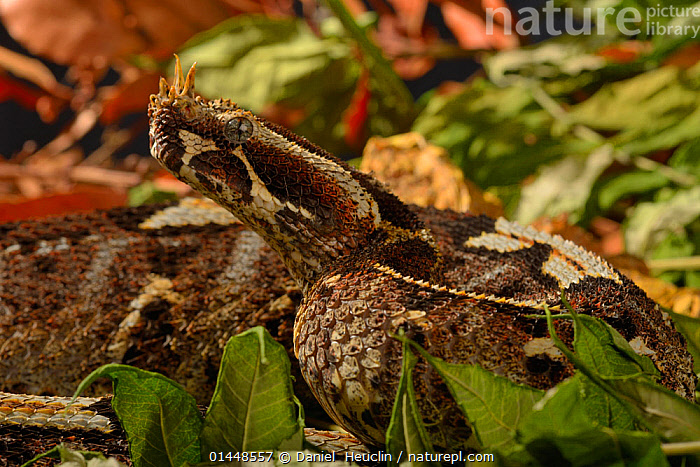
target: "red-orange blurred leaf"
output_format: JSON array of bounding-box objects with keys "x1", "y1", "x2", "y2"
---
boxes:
[
  {"x1": 0, "y1": 45, "x2": 73, "y2": 102},
  {"x1": 392, "y1": 56, "x2": 436, "y2": 79},
  {"x1": 260, "y1": 104, "x2": 307, "y2": 130},
  {"x1": 590, "y1": 216, "x2": 624, "y2": 257},
  {"x1": 596, "y1": 41, "x2": 651, "y2": 64},
  {"x1": 35, "y1": 94, "x2": 70, "y2": 123},
  {"x1": 0, "y1": 73, "x2": 42, "y2": 110},
  {"x1": 0, "y1": 0, "x2": 232, "y2": 66},
  {"x1": 663, "y1": 43, "x2": 700, "y2": 68},
  {"x1": 342, "y1": 71, "x2": 371, "y2": 149},
  {"x1": 100, "y1": 71, "x2": 161, "y2": 124},
  {"x1": 152, "y1": 170, "x2": 193, "y2": 196},
  {"x1": 373, "y1": 12, "x2": 439, "y2": 79},
  {"x1": 0, "y1": 187, "x2": 128, "y2": 222}
]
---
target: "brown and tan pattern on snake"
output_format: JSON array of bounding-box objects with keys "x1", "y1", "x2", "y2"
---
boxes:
[
  {"x1": 148, "y1": 59, "x2": 696, "y2": 451},
  {"x1": 0, "y1": 194, "x2": 606, "y2": 462},
  {"x1": 0, "y1": 198, "x2": 557, "y2": 463},
  {"x1": 0, "y1": 199, "x2": 303, "y2": 406},
  {"x1": 0, "y1": 393, "x2": 129, "y2": 466}
]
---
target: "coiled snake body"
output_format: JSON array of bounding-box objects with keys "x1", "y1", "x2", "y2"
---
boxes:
[{"x1": 146, "y1": 60, "x2": 694, "y2": 450}]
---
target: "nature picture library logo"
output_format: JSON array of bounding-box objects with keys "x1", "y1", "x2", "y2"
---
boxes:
[{"x1": 486, "y1": 1, "x2": 700, "y2": 38}]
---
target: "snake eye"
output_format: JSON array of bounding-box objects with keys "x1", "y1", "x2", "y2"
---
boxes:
[{"x1": 224, "y1": 116, "x2": 253, "y2": 145}]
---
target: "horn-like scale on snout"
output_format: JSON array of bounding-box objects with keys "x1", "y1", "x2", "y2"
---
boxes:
[{"x1": 154, "y1": 55, "x2": 196, "y2": 101}]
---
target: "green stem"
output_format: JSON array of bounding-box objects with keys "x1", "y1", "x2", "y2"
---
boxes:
[
  {"x1": 647, "y1": 255, "x2": 700, "y2": 272},
  {"x1": 323, "y1": 0, "x2": 416, "y2": 122},
  {"x1": 20, "y1": 445, "x2": 61, "y2": 467},
  {"x1": 631, "y1": 155, "x2": 697, "y2": 188},
  {"x1": 543, "y1": 297, "x2": 658, "y2": 434},
  {"x1": 661, "y1": 440, "x2": 700, "y2": 456},
  {"x1": 528, "y1": 81, "x2": 697, "y2": 188}
]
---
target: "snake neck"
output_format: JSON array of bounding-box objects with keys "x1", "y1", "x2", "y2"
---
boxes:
[{"x1": 148, "y1": 61, "x2": 441, "y2": 293}]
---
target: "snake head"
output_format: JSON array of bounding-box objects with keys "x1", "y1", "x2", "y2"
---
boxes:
[
  {"x1": 148, "y1": 56, "x2": 258, "y2": 206},
  {"x1": 148, "y1": 57, "x2": 386, "y2": 289}
]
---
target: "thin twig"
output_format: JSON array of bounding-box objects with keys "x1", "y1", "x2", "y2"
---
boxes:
[
  {"x1": 528, "y1": 81, "x2": 697, "y2": 187},
  {"x1": 0, "y1": 45, "x2": 72, "y2": 98},
  {"x1": 0, "y1": 163, "x2": 142, "y2": 188},
  {"x1": 647, "y1": 256, "x2": 700, "y2": 272},
  {"x1": 323, "y1": 0, "x2": 417, "y2": 128},
  {"x1": 661, "y1": 440, "x2": 700, "y2": 456}
]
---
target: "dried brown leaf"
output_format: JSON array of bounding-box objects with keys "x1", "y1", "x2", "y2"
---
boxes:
[
  {"x1": 0, "y1": 0, "x2": 231, "y2": 66},
  {"x1": 361, "y1": 132, "x2": 504, "y2": 216},
  {"x1": 0, "y1": 46, "x2": 72, "y2": 98},
  {"x1": 99, "y1": 71, "x2": 161, "y2": 124},
  {"x1": 0, "y1": 187, "x2": 128, "y2": 221}
]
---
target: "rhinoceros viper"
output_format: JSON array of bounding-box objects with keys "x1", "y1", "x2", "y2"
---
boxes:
[
  {"x1": 0, "y1": 59, "x2": 695, "y2": 463},
  {"x1": 147, "y1": 59, "x2": 695, "y2": 450}
]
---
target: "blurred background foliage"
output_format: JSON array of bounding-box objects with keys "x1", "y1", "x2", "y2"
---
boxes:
[{"x1": 0, "y1": 0, "x2": 698, "y2": 288}]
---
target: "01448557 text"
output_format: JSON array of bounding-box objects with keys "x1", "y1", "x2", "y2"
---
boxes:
[{"x1": 209, "y1": 450, "x2": 497, "y2": 464}]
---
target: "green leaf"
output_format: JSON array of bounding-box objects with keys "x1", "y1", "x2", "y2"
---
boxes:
[
  {"x1": 597, "y1": 170, "x2": 670, "y2": 210},
  {"x1": 74, "y1": 364, "x2": 202, "y2": 467},
  {"x1": 22, "y1": 445, "x2": 127, "y2": 467},
  {"x1": 386, "y1": 337, "x2": 435, "y2": 464},
  {"x1": 128, "y1": 181, "x2": 179, "y2": 207},
  {"x1": 55, "y1": 445, "x2": 127, "y2": 467},
  {"x1": 324, "y1": 0, "x2": 417, "y2": 133},
  {"x1": 511, "y1": 303, "x2": 694, "y2": 467},
  {"x1": 569, "y1": 65, "x2": 700, "y2": 155},
  {"x1": 199, "y1": 327, "x2": 302, "y2": 453},
  {"x1": 413, "y1": 79, "x2": 594, "y2": 192},
  {"x1": 650, "y1": 231, "x2": 698, "y2": 285},
  {"x1": 625, "y1": 185, "x2": 700, "y2": 286},
  {"x1": 396, "y1": 335, "x2": 544, "y2": 449},
  {"x1": 483, "y1": 33, "x2": 652, "y2": 97},
  {"x1": 583, "y1": 382, "x2": 637, "y2": 432},
  {"x1": 265, "y1": 450, "x2": 362, "y2": 466},
  {"x1": 687, "y1": 269, "x2": 700, "y2": 288},
  {"x1": 613, "y1": 378, "x2": 700, "y2": 443},
  {"x1": 624, "y1": 186, "x2": 700, "y2": 257},
  {"x1": 668, "y1": 310, "x2": 700, "y2": 373},
  {"x1": 566, "y1": 313, "x2": 661, "y2": 432},
  {"x1": 21, "y1": 445, "x2": 62, "y2": 467},
  {"x1": 543, "y1": 302, "x2": 700, "y2": 445},
  {"x1": 572, "y1": 314, "x2": 659, "y2": 380},
  {"x1": 529, "y1": 307, "x2": 649, "y2": 434},
  {"x1": 514, "y1": 374, "x2": 668, "y2": 467},
  {"x1": 176, "y1": 16, "x2": 327, "y2": 110},
  {"x1": 516, "y1": 375, "x2": 598, "y2": 437},
  {"x1": 524, "y1": 424, "x2": 668, "y2": 466},
  {"x1": 669, "y1": 137, "x2": 700, "y2": 178},
  {"x1": 516, "y1": 145, "x2": 614, "y2": 224},
  {"x1": 486, "y1": 41, "x2": 606, "y2": 84},
  {"x1": 174, "y1": 15, "x2": 360, "y2": 154}
]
